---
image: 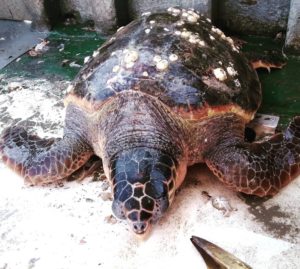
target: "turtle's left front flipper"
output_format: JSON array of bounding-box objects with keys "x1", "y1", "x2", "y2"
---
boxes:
[
  {"x1": 205, "y1": 116, "x2": 300, "y2": 197},
  {"x1": 0, "y1": 126, "x2": 94, "y2": 185}
]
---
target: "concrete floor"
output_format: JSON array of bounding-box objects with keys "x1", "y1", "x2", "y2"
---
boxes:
[
  {"x1": 0, "y1": 76, "x2": 300, "y2": 269},
  {"x1": 0, "y1": 20, "x2": 48, "y2": 69}
]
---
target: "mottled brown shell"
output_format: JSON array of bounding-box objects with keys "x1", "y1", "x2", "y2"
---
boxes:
[{"x1": 66, "y1": 10, "x2": 261, "y2": 121}]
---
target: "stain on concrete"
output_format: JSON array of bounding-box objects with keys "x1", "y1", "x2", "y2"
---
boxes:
[
  {"x1": 248, "y1": 203, "x2": 298, "y2": 242},
  {"x1": 0, "y1": 264, "x2": 8, "y2": 269},
  {"x1": 238, "y1": 192, "x2": 271, "y2": 206},
  {"x1": 28, "y1": 258, "x2": 40, "y2": 269},
  {"x1": 237, "y1": 193, "x2": 299, "y2": 242},
  {"x1": 240, "y1": 0, "x2": 257, "y2": 6},
  {"x1": 0, "y1": 209, "x2": 18, "y2": 222}
]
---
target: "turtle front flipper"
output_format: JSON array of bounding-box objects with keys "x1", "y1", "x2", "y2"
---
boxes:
[
  {"x1": 204, "y1": 116, "x2": 300, "y2": 197},
  {"x1": 66, "y1": 155, "x2": 103, "y2": 181},
  {"x1": 0, "y1": 126, "x2": 94, "y2": 185}
]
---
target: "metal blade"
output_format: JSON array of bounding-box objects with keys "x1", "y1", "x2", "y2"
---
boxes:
[{"x1": 191, "y1": 236, "x2": 252, "y2": 269}]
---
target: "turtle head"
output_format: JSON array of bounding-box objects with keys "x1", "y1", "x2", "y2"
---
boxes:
[{"x1": 109, "y1": 147, "x2": 183, "y2": 235}]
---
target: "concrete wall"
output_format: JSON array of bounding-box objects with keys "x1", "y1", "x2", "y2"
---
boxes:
[
  {"x1": 61, "y1": 0, "x2": 117, "y2": 34},
  {"x1": 0, "y1": 0, "x2": 48, "y2": 29},
  {"x1": 128, "y1": 0, "x2": 212, "y2": 19},
  {"x1": 0, "y1": 0, "x2": 300, "y2": 53},
  {"x1": 285, "y1": 0, "x2": 300, "y2": 54},
  {"x1": 217, "y1": 0, "x2": 290, "y2": 36}
]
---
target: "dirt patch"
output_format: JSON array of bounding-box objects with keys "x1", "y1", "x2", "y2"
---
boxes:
[{"x1": 248, "y1": 203, "x2": 298, "y2": 242}]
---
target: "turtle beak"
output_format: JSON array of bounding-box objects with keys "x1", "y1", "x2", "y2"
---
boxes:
[
  {"x1": 122, "y1": 195, "x2": 169, "y2": 237},
  {"x1": 129, "y1": 220, "x2": 151, "y2": 236}
]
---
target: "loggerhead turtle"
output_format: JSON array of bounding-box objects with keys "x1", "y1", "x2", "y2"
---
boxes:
[{"x1": 1, "y1": 8, "x2": 300, "y2": 235}]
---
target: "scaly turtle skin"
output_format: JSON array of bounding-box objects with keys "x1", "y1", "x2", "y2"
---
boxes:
[{"x1": 1, "y1": 8, "x2": 300, "y2": 235}]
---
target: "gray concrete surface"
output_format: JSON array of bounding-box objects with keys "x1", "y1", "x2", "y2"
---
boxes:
[
  {"x1": 61, "y1": 0, "x2": 117, "y2": 34},
  {"x1": 285, "y1": 0, "x2": 300, "y2": 54},
  {"x1": 128, "y1": 0, "x2": 212, "y2": 19},
  {"x1": 218, "y1": 0, "x2": 290, "y2": 36},
  {"x1": 0, "y1": 20, "x2": 48, "y2": 69},
  {"x1": 0, "y1": 0, "x2": 48, "y2": 29}
]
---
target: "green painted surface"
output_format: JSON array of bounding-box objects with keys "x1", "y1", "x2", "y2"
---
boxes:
[
  {"x1": 1, "y1": 25, "x2": 105, "y2": 80},
  {"x1": 1, "y1": 26, "x2": 299, "y2": 127},
  {"x1": 241, "y1": 36, "x2": 300, "y2": 127}
]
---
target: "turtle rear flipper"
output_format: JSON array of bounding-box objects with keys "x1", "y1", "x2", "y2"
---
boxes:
[
  {"x1": 204, "y1": 116, "x2": 300, "y2": 197},
  {"x1": 245, "y1": 50, "x2": 287, "y2": 72},
  {"x1": 0, "y1": 126, "x2": 94, "y2": 185}
]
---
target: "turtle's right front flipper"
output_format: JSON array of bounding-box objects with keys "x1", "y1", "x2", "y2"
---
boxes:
[
  {"x1": 0, "y1": 126, "x2": 93, "y2": 185},
  {"x1": 204, "y1": 115, "x2": 300, "y2": 197}
]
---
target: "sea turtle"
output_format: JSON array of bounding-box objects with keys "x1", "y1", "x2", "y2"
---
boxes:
[{"x1": 1, "y1": 8, "x2": 300, "y2": 235}]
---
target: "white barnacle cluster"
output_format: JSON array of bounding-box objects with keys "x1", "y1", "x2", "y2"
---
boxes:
[
  {"x1": 167, "y1": 7, "x2": 181, "y2": 17},
  {"x1": 156, "y1": 59, "x2": 169, "y2": 71},
  {"x1": 142, "y1": 71, "x2": 149, "y2": 77},
  {"x1": 226, "y1": 36, "x2": 234, "y2": 46},
  {"x1": 180, "y1": 29, "x2": 191, "y2": 39},
  {"x1": 211, "y1": 26, "x2": 239, "y2": 52},
  {"x1": 167, "y1": 7, "x2": 200, "y2": 24},
  {"x1": 110, "y1": 48, "x2": 140, "y2": 73},
  {"x1": 176, "y1": 20, "x2": 185, "y2": 27},
  {"x1": 234, "y1": 79, "x2": 241, "y2": 87},
  {"x1": 178, "y1": 28, "x2": 206, "y2": 47},
  {"x1": 92, "y1": 50, "x2": 99, "y2": 58},
  {"x1": 226, "y1": 66, "x2": 238, "y2": 77},
  {"x1": 146, "y1": 19, "x2": 156, "y2": 31},
  {"x1": 153, "y1": 55, "x2": 169, "y2": 71},
  {"x1": 188, "y1": 33, "x2": 199, "y2": 44},
  {"x1": 153, "y1": 53, "x2": 179, "y2": 71},
  {"x1": 226, "y1": 36, "x2": 239, "y2": 52},
  {"x1": 211, "y1": 26, "x2": 224, "y2": 37},
  {"x1": 213, "y1": 61, "x2": 238, "y2": 81},
  {"x1": 141, "y1": 11, "x2": 151, "y2": 17},
  {"x1": 112, "y1": 65, "x2": 120, "y2": 73},
  {"x1": 182, "y1": 9, "x2": 200, "y2": 24},
  {"x1": 169, "y1": 54, "x2": 178, "y2": 62},
  {"x1": 153, "y1": 55, "x2": 162, "y2": 63},
  {"x1": 84, "y1": 56, "x2": 90, "y2": 64},
  {"x1": 231, "y1": 44, "x2": 240, "y2": 52},
  {"x1": 213, "y1": 68, "x2": 227, "y2": 81},
  {"x1": 123, "y1": 49, "x2": 139, "y2": 69},
  {"x1": 168, "y1": 7, "x2": 206, "y2": 47}
]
